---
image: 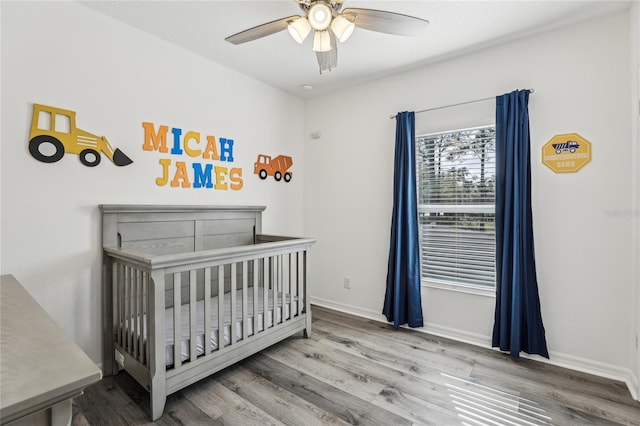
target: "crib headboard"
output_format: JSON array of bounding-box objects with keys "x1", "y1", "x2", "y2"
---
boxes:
[{"x1": 100, "y1": 205, "x2": 265, "y2": 255}]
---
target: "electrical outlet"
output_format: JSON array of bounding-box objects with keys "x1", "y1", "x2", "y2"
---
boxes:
[{"x1": 343, "y1": 276, "x2": 351, "y2": 289}]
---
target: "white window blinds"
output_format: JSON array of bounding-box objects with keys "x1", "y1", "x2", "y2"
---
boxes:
[{"x1": 416, "y1": 125, "x2": 496, "y2": 288}]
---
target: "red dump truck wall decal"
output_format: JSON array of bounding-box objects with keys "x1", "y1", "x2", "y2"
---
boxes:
[{"x1": 254, "y1": 154, "x2": 293, "y2": 182}]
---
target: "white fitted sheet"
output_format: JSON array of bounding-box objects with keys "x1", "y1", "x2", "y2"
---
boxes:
[{"x1": 164, "y1": 289, "x2": 297, "y2": 366}]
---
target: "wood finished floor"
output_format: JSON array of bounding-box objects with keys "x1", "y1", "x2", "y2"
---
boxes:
[{"x1": 73, "y1": 306, "x2": 640, "y2": 425}]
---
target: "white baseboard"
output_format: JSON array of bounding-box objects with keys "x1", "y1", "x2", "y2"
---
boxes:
[
  {"x1": 629, "y1": 370, "x2": 639, "y2": 401},
  {"x1": 310, "y1": 297, "x2": 639, "y2": 402},
  {"x1": 311, "y1": 296, "x2": 387, "y2": 322},
  {"x1": 421, "y1": 322, "x2": 492, "y2": 348},
  {"x1": 529, "y1": 351, "x2": 639, "y2": 401}
]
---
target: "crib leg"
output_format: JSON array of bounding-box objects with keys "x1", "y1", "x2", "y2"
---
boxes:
[
  {"x1": 150, "y1": 375, "x2": 166, "y2": 421},
  {"x1": 303, "y1": 314, "x2": 312, "y2": 338},
  {"x1": 150, "y1": 389, "x2": 166, "y2": 421}
]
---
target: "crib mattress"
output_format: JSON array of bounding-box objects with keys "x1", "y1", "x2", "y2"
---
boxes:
[{"x1": 164, "y1": 289, "x2": 296, "y2": 366}]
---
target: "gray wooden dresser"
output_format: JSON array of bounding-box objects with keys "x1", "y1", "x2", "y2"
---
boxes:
[{"x1": 0, "y1": 274, "x2": 101, "y2": 425}]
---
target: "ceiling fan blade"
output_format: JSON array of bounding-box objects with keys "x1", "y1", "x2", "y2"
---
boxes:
[
  {"x1": 225, "y1": 16, "x2": 300, "y2": 45},
  {"x1": 342, "y1": 8, "x2": 429, "y2": 37},
  {"x1": 316, "y1": 30, "x2": 337, "y2": 73}
]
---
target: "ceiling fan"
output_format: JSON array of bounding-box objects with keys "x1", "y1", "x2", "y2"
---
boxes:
[{"x1": 225, "y1": 0, "x2": 429, "y2": 73}]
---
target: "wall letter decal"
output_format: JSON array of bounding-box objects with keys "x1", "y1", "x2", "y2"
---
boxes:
[
  {"x1": 193, "y1": 163, "x2": 214, "y2": 188},
  {"x1": 156, "y1": 158, "x2": 171, "y2": 186},
  {"x1": 183, "y1": 131, "x2": 201, "y2": 158},
  {"x1": 230, "y1": 167, "x2": 244, "y2": 190},
  {"x1": 202, "y1": 135, "x2": 220, "y2": 160},
  {"x1": 171, "y1": 161, "x2": 191, "y2": 188},
  {"x1": 219, "y1": 138, "x2": 234, "y2": 162},
  {"x1": 142, "y1": 122, "x2": 169, "y2": 153},
  {"x1": 170, "y1": 127, "x2": 183, "y2": 155},
  {"x1": 214, "y1": 166, "x2": 228, "y2": 190}
]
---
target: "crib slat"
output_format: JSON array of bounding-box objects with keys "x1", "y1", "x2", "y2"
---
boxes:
[
  {"x1": 242, "y1": 261, "x2": 248, "y2": 340},
  {"x1": 142, "y1": 271, "x2": 147, "y2": 366},
  {"x1": 173, "y1": 273, "x2": 181, "y2": 368},
  {"x1": 263, "y1": 258, "x2": 269, "y2": 330},
  {"x1": 297, "y1": 251, "x2": 303, "y2": 317},
  {"x1": 289, "y1": 252, "x2": 298, "y2": 319},
  {"x1": 114, "y1": 263, "x2": 121, "y2": 347},
  {"x1": 204, "y1": 267, "x2": 211, "y2": 356},
  {"x1": 121, "y1": 263, "x2": 126, "y2": 348},
  {"x1": 121, "y1": 265, "x2": 126, "y2": 351},
  {"x1": 132, "y1": 270, "x2": 139, "y2": 361},
  {"x1": 129, "y1": 267, "x2": 139, "y2": 358},
  {"x1": 131, "y1": 268, "x2": 136, "y2": 353},
  {"x1": 218, "y1": 265, "x2": 224, "y2": 351},
  {"x1": 281, "y1": 255, "x2": 287, "y2": 323},
  {"x1": 138, "y1": 271, "x2": 145, "y2": 364},
  {"x1": 126, "y1": 266, "x2": 132, "y2": 352},
  {"x1": 280, "y1": 255, "x2": 285, "y2": 324},
  {"x1": 128, "y1": 267, "x2": 133, "y2": 354},
  {"x1": 138, "y1": 270, "x2": 144, "y2": 359},
  {"x1": 230, "y1": 263, "x2": 237, "y2": 345},
  {"x1": 285, "y1": 253, "x2": 291, "y2": 322},
  {"x1": 295, "y1": 252, "x2": 300, "y2": 315},
  {"x1": 292, "y1": 251, "x2": 298, "y2": 317},
  {"x1": 272, "y1": 256, "x2": 278, "y2": 326},
  {"x1": 189, "y1": 270, "x2": 197, "y2": 363},
  {"x1": 253, "y1": 259, "x2": 259, "y2": 336}
]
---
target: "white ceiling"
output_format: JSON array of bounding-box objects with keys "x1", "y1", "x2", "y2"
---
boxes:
[{"x1": 79, "y1": 0, "x2": 630, "y2": 99}]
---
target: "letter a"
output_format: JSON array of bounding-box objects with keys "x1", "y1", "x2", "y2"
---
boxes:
[
  {"x1": 202, "y1": 135, "x2": 220, "y2": 160},
  {"x1": 171, "y1": 161, "x2": 192, "y2": 188}
]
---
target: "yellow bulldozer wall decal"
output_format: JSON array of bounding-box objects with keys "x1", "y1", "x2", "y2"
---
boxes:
[
  {"x1": 254, "y1": 154, "x2": 293, "y2": 182},
  {"x1": 28, "y1": 103, "x2": 133, "y2": 167}
]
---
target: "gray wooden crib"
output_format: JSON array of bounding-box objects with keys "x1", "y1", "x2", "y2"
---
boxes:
[{"x1": 100, "y1": 205, "x2": 315, "y2": 420}]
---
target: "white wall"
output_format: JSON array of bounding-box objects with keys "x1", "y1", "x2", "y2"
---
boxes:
[
  {"x1": 0, "y1": 1, "x2": 305, "y2": 363},
  {"x1": 304, "y1": 10, "x2": 637, "y2": 393}
]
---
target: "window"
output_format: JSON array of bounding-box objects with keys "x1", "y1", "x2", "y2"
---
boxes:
[
  {"x1": 416, "y1": 125, "x2": 496, "y2": 290},
  {"x1": 54, "y1": 113, "x2": 71, "y2": 133},
  {"x1": 37, "y1": 110, "x2": 52, "y2": 131}
]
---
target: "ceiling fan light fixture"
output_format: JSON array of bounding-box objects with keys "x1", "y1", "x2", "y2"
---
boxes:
[
  {"x1": 308, "y1": 3, "x2": 332, "y2": 31},
  {"x1": 287, "y1": 17, "x2": 311, "y2": 43},
  {"x1": 330, "y1": 14, "x2": 355, "y2": 43},
  {"x1": 225, "y1": 1, "x2": 431, "y2": 74},
  {"x1": 312, "y1": 30, "x2": 332, "y2": 52}
]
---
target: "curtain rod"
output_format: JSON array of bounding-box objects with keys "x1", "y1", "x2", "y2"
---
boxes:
[{"x1": 389, "y1": 89, "x2": 534, "y2": 119}]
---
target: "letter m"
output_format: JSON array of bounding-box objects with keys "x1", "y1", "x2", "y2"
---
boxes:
[
  {"x1": 142, "y1": 122, "x2": 169, "y2": 153},
  {"x1": 192, "y1": 163, "x2": 214, "y2": 188}
]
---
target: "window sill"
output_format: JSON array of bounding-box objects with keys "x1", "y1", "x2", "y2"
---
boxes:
[{"x1": 423, "y1": 280, "x2": 496, "y2": 298}]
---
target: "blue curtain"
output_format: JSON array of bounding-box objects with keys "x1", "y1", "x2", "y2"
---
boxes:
[
  {"x1": 383, "y1": 111, "x2": 424, "y2": 328},
  {"x1": 492, "y1": 90, "x2": 549, "y2": 358}
]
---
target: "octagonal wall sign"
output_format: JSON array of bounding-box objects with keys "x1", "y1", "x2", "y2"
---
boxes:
[{"x1": 542, "y1": 132, "x2": 592, "y2": 173}]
